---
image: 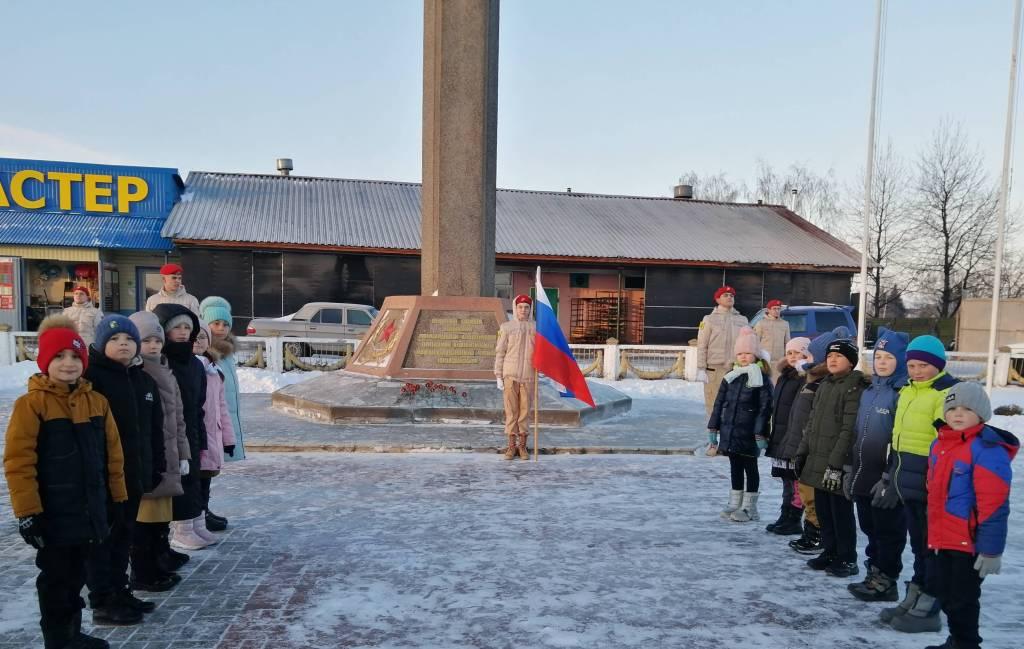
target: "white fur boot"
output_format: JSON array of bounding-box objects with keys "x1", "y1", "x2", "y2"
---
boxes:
[
  {"x1": 169, "y1": 519, "x2": 209, "y2": 551},
  {"x1": 720, "y1": 490, "x2": 744, "y2": 519},
  {"x1": 730, "y1": 492, "x2": 760, "y2": 522}
]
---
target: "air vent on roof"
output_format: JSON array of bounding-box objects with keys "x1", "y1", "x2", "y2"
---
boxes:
[
  {"x1": 672, "y1": 184, "x2": 693, "y2": 200},
  {"x1": 276, "y1": 158, "x2": 294, "y2": 176}
]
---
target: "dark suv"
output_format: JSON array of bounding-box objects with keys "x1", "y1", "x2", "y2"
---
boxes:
[{"x1": 749, "y1": 304, "x2": 857, "y2": 341}]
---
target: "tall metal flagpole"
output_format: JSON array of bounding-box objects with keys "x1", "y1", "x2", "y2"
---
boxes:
[
  {"x1": 986, "y1": 0, "x2": 1023, "y2": 393},
  {"x1": 857, "y1": 0, "x2": 885, "y2": 358}
]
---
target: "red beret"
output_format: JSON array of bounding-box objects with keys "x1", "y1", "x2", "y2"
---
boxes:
[
  {"x1": 514, "y1": 294, "x2": 533, "y2": 306},
  {"x1": 73, "y1": 286, "x2": 90, "y2": 296},
  {"x1": 713, "y1": 286, "x2": 736, "y2": 301},
  {"x1": 160, "y1": 263, "x2": 183, "y2": 276},
  {"x1": 766, "y1": 299, "x2": 783, "y2": 309}
]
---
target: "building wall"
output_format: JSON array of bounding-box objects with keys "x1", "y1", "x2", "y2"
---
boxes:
[{"x1": 644, "y1": 268, "x2": 853, "y2": 344}]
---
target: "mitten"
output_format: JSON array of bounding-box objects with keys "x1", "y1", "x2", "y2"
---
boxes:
[
  {"x1": 822, "y1": 466, "x2": 843, "y2": 492},
  {"x1": 224, "y1": 445, "x2": 235, "y2": 457},
  {"x1": 18, "y1": 515, "x2": 44, "y2": 549},
  {"x1": 870, "y1": 474, "x2": 899, "y2": 509},
  {"x1": 496, "y1": 377, "x2": 505, "y2": 391},
  {"x1": 179, "y1": 459, "x2": 190, "y2": 476},
  {"x1": 696, "y1": 369, "x2": 709, "y2": 384},
  {"x1": 755, "y1": 436, "x2": 768, "y2": 451},
  {"x1": 974, "y1": 554, "x2": 1002, "y2": 578},
  {"x1": 708, "y1": 430, "x2": 719, "y2": 446},
  {"x1": 793, "y1": 454, "x2": 807, "y2": 479}
]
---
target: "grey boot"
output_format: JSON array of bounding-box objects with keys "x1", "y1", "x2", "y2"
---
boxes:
[
  {"x1": 730, "y1": 492, "x2": 760, "y2": 522},
  {"x1": 880, "y1": 581, "x2": 921, "y2": 623},
  {"x1": 890, "y1": 591, "x2": 942, "y2": 633},
  {"x1": 720, "y1": 490, "x2": 743, "y2": 519}
]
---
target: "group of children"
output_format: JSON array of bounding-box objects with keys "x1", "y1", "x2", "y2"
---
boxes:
[
  {"x1": 3, "y1": 296, "x2": 244, "y2": 649},
  {"x1": 708, "y1": 320, "x2": 1017, "y2": 649}
]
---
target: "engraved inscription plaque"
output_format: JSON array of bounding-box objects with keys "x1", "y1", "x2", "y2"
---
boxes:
[{"x1": 403, "y1": 310, "x2": 500, "y2": 370}]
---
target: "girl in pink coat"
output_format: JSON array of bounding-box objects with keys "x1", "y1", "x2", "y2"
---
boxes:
[{"x1": 193, "y1": 320, "x2": 235, "y2": 544}]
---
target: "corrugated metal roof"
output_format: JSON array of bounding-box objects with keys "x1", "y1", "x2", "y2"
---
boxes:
[
  {"x1": 164, "y1": 172, "x2": 863, "y2": 268},
  {"x1": 0, "y1": 211, "x2": 172, "y2": 250}
]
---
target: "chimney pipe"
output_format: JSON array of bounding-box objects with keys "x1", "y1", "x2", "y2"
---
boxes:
[
  {"x1": 276, "y1": 158, "x2": 294, "y2": 176},
  {"x1": 672, "y1": 184, "x2": 694, "y2": 200}
]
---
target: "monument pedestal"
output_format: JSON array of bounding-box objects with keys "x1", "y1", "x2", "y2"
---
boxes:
[{"x1": 271, "y1": 295, "x2": 631, "y2": 426}]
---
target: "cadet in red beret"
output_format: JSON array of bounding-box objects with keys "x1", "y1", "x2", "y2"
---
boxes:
[
  {"x1": 495, "y1": 294, "x2": 536, "y2": 460},
  {"x1": 145, "y1": 263, "x2": 199, "y2": 315},
  {"x1": 755, "y1": 299, "x2": 791, "y2": 384},
  {"x1": 696, "y1": 285, "x2": 750, "y2": 421}
]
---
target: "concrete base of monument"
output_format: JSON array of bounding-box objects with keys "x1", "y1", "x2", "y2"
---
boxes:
[{"x1": 270, "y1": 371, "x2": 631, "y2": 426}]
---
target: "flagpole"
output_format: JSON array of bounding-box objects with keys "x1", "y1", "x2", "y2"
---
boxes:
[
  {"x1": 533, "y1": 369, "x2": 539, "y2": 461},
  {"x1": 986, "y1": 0, "x2": 1023, "y2": 393}
]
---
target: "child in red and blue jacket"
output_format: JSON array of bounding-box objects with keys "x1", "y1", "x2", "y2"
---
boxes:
[{"x1": 927, "y1": 382, "x2": 1018, "y2": 649}]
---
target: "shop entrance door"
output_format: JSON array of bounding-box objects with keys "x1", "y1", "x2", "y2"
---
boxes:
[{"x1": 0, "y1": 257, "x2": 23, "y2": 330}]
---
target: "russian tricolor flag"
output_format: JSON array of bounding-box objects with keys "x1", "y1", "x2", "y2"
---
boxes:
[{"x1": 532, "y1": 267, "x2": 596, "y2": 407}]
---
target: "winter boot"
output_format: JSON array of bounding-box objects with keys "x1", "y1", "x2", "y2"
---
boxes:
[
  {"x1": 720, "y1": 490, "x2": 744, "y2": 519},
  {"x1": 517, "y1": 434, "x2": 530, "y2": 460},
  {"x1": 169, "y1": 520, "x2": 209, "y2": 551},
  {"x1": 115, "y1": 588, "x2": 155, "y2": 614},
  {"x1": 924, "y1": 637, "x2": 959, "y2": 649},
  {"x1": 824, "y1": 558, "x2": 860, "y2": 578},
  {"x1": 193, "y1": 513, "x2": 219, "y2": 544},
  {"x1": 765, "y1": 506, "x2": 788, "y2": 533},
  {"x1": 91, "y1": 593, "x2": 143, "y2": 626},
  {"x1": 65, "y1": 608, "x2": 110, "y2": 649},
  {"x1": 890, "y1": 591, "x2": 942, "y2": 633},
  {"x1": 130, "y1": 571, "x2": 178, "y2": 593},
  {"x1": 849, "y1": 568, "x2": 899, "y2": 602},
  {"x1": 806, "y1": 552, "x2": 836, "y2": 571},
  {"x1": 790, "y1": 521, "x2": 823, "y2": 554},
  {"x1": 730, "y1": 492, "x2": 760, "y2": 522},
  {"x1": 770, "y1": 505, "x2": 803, "y2": 535},
  {"x1": 205, "y1": 510, "x2": 228, "y2": 532},
  {"x1": 504, "y1": 435, "x2": 517, "y2": 460},
  {"x1": 880, "y1": 581, "x2": 921, "y2": 623}
]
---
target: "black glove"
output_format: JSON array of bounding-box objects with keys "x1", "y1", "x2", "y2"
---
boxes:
[
  {"x1": 18, "y1": 515, "x2": 45, "y2": 549},
  {"x1": 870, "y1": 475, "x2": 900, "y2": 509},
  {"x1": 793, "y1": 455, "x2": 806, "y2": 479},
  {"x1": 224, "y1": 445, "x2": 235, "y2": 458}
]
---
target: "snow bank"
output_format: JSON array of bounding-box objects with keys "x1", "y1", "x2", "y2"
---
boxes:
[
  {"x1": 236, "y1": 367, "x2": 323, "y2": 394},
  {"x1": 592, "y1": 377, "x2": 704, "y2": 401},
  {"x1": 0, "y1": 361, "x2": 38, "y2": 392}
]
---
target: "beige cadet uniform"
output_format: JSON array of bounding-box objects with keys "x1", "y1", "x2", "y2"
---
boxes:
[
  {"x1": 494, "y1": 320, "x2": 536, "y2": 444},
  {"x1": 754, "y1": 316, "x2": 790, "y2": 383},
  {"x1": 696, "y1": 307, "x2": 749, "y2": 417}
]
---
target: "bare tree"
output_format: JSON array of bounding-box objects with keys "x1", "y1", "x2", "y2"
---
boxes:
[
  {"x1": 844, "y1": 141, "x2": 914, "y2": 317},
  {"x1": 910, "y1": 120, "x2": 998, "y2": 318},
  {"x1": 678, "y1": 171, "x2": 748, "y2": 203},
  {"x1": 753, "y1": 160, "x2": 843, "y2": 233}
]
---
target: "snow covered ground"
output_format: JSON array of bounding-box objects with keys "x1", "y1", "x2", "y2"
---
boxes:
[{"x1": 0, "y1": 364, "x2": 1022, "y2": 648}]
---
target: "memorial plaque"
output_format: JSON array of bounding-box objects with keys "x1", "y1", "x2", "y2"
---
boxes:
[
  {"x1": 346, "y1": 295, "x2": 508, "y2": 380},
  {"x1": 402, "y1": 310, "x2": 499, "y2": 370}
]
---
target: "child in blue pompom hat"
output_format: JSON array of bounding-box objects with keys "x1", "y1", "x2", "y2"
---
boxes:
[{"x1": 847, "y1": 327, "x2": 909, "y2": 603}]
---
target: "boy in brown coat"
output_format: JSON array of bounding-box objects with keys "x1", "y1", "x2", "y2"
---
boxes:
[{"x1": 3, "y1": 315, "x2": 126, "y2": 649}]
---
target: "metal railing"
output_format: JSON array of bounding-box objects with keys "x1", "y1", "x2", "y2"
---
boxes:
[{"x1": 0, "y1": 331, "x2": 1014, "y2": 386}]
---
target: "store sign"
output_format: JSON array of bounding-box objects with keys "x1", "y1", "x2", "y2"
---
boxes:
[{"x1": 0, "y1": 158, "x2": 181, "y2": 218}]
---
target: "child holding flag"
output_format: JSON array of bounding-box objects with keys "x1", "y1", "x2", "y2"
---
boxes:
[{"x1": 495, "y1": 295, "x2": 536, "y2": 460}]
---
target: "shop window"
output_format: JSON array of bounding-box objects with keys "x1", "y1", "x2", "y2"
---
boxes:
[
  {"x1": 495, "y1": 271, "x2": 512, "y2": 300},
  {"x1": 569, "y1": 273, "x2": 589, "y2": 288},
  {"x1": 624, "y1": 276, "x2": 645, "y2": 290}
]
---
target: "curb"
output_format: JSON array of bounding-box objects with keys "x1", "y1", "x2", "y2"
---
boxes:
[{"x1": 246, "y1": 444, "x2": 699, "y2": 456}]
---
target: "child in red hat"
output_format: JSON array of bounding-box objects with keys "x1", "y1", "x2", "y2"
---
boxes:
[{"x1": 3, "y1": 315, "x2": 127, "y2": 649}]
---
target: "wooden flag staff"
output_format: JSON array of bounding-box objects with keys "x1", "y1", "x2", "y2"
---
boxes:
[{"x1": 533, "y1": 369, "x2": 540, "y2": 461}]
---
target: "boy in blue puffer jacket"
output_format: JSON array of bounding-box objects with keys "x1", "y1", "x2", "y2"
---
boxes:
[
  {"x1": 926, "y1": 382, "x2": 1017, "y2": 649},
  {"x1": 846, "y1": 327, "x2": 909, "y2": 602}
]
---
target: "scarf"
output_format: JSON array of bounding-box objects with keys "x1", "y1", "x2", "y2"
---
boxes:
[{"x1": 724, "y1": 362, "x2": 764, "y2": 388}]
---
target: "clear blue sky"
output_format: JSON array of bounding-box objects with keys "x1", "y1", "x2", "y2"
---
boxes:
[{"x1": 1, "y1": 1, "x2": 1019, "y2": 201}]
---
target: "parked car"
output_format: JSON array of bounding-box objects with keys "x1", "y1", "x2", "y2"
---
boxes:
[
  {"x1": 246, "y1": 302, "x2": 379, "y2": 340},
  {"x1": 749, "y1": 304, "x2": 857, "y2": 342}
]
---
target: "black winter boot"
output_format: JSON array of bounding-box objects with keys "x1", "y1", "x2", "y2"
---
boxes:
[
  {"x1": 91, "y1": 593, "x2": 143, "y2": 626},
  {"x1": 789, "y1": 521, "x2": 823, "y2": 554},
  {"x1": 156, "y1": 524, "x2": 190, "y2": 572},
  {"x1": 806, "y1": 552, "x2": 835, "y2": 570},
  {"x1": 924, "y1": 637, "x2": 959, "y2": 649},
  {"x1": 205, "y1": 510, "x2": 228, "y2": 531},
  {"x1": 765, "y1": 506, "x2": 788, "y2": 533},
  {"x1": 770, "y1": 505, "x2": 804, "y2": 536},
  {"x1": 116, "y1": 588, "x2": 156, "y2": 613},
  {"x1": 824, "y1": 559, "x2": 860, "y2": 578}
]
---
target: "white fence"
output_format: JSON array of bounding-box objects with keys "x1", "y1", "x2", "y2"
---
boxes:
[{"x1": 0, "y1": 331, "x2": 1015, "y2": 386}]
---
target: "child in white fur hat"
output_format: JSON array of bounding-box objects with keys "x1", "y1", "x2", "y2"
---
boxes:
[{"x1": 708, "y1": 327, "x2": 773, "y2": 523}]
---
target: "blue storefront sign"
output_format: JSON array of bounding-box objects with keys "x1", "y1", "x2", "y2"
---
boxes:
[{"x1": 0, "y1": 158, "x2": 182, "y2": 250}]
